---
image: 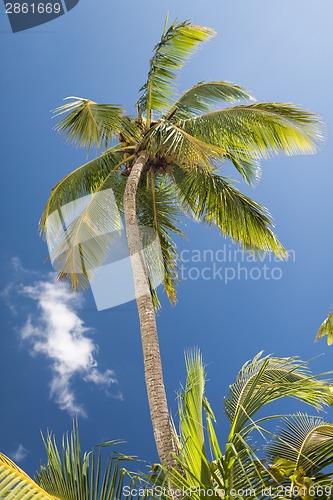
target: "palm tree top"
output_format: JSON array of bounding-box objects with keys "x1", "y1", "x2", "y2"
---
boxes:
[{"x1": 40, "y1": 17, "x2": 323, "y2": 305}]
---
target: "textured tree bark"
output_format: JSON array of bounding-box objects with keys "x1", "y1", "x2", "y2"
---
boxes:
[{"x1": 123, "y1": 151, "x2": 178, "y2": 469}]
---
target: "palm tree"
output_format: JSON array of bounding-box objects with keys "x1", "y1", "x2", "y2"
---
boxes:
[
  {"x1": 316, "y1": 310, "x2": 333, "y2": 345},
  {"x1": 165, "y1": 350, "x2": 333, "y2": 500},
  {"x1": 40, "y1": 18, "x2": 322, "y2": 467},
  {"x1": 0, "y1": 421, "x2": 148, "y2": 500}
]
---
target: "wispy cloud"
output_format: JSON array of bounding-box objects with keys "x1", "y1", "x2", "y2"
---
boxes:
[
  {"x1": 4, "y1": 258, "x2": 122, "y2": 416},
  {"x1": 10, "y1": 444, "x2": 29, "y2": 463}
]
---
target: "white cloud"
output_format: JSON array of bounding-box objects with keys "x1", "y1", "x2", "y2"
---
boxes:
[
  {"x1": 10, "y1": 444, "x2": 29, "y2": 463},
  {"x1": 4, "y1": 258, "x2": 121, "y2": 416}
]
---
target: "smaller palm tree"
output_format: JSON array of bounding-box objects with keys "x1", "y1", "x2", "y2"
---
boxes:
[
  {"x1": 164, "y1": 350, "x2": 333, "y2": 500},
  {"x1": 0, "y1": 421, "x2": 148, "y2": 500}
]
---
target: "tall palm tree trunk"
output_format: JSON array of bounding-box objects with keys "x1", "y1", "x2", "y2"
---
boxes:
[{"x1": 123, "y1": 151, "x2": 177, "y2": 468}]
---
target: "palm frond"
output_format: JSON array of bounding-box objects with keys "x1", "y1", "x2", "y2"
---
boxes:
[
  {"x1": 53, "y1": 97, "x2": 124, "y2": 149},
  {"x1": 0, "y1": 452, "x2": 55, "y2": 499},
  {"x1": 39, "y1": 146, "x2": 126, "y2": 237},
  {"x1": 136, "y1": 174, "x2": 184, "y2": 306},
  {"x1": 166, "y1": 350, "x2": 269, "y2": 500},
  {"x1": 164, "y1": 349, "x2": 219, "y2": 499},
  {"x1": 35, "y1": 420, "x2": 146, "y2": 500},
  {"x1": 177, "y1": 349, "x2": 212, "y2": 486},
  {"x1": 137, "y1": 20, "x2": 215, "y2": 118},
  {"x1": 315, "y1": 311, "x2": 333, "y2": 345},
  {"x1": 223, "y1": 441, "x2": 268, "y2": 498},
  {"x1": 224, "y1": 352, "x2": 331, "y2": 440},
  {"x1": 164, "y1": 81, "x2": 254, "y2": 120},
  {"x1": 180, "y1": 103, "x2": 323, "y2": 159},
  {"x1": 172, "y1": 166, "x2": 287, "y2": 257},
  {"x1": 119, "y1": 116, "x2": 145, "y2": 144},
  {"x1": 225, "y1": 151, "x2": 261, "y2": 186},
  {"x1": 266, "y1": 414, "x2": 333, "y2": 476},
  {"x1": 43, "y1": 170, "x2": 126, "y2": 290},
  {"x1": 144, "y1": 120, "x2": 225, "y2": 171}
]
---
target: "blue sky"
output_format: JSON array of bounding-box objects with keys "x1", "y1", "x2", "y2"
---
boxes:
[{"x1": 1, "y1": 0, "x2": 333, "y2": 478}]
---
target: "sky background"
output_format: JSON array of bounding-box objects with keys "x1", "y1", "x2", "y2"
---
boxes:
[{"x1": 1, "y1": 0, "x2": 333, "y2": 478}]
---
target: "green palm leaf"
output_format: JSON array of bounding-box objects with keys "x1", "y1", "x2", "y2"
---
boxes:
[
  {"x1": 35, "y1": 421, "x2": 146, "y2": 500},
  {"x1": 315, "y1": 311, "x2": 333, "y2": 345},
  {"x1": 43, "y1": 170, "x2": 125, "y2": 290},
  {"x1": 177, "y1": 350, "x2": 212, "y2": 485},
  {"x1": 225, "y1": 151, "x2": 261, "y2": 186},
  {"x1": 164, "y1": 350, "x2": 333, "y2": 500},
  {"x1": 39, "y1": 146, "x2": 127, "y2": 237},
  {"x1": 53, "y1": 97, "x2": 124, "y2": 149},
  {"x1": 180, "y1": 103, "x2": 323, "y2": 158},
  {"x1": 225, "y1": 352, "x2": 331, "y2": 440},
  {"x1": 166, "y1": 350, "x2": 268, "y2": 500},
  {"x1": 266, "y1": 414, "x2": 333, "y2": 476},
  {"x1": 0, "y1": 453, "x2": 55, "y2": 499},
  {"x1": 136, "y1": 174, "x2": 184, "y2": 305},
  {"x1": 145, "y1": 120, "x2": 224, "y2": 170},
  {"x1": 172, "y1": 166, "x2": 287, "y2": 257},
  {"x1": 164, "y1": 81, "x2": 254, "y2": 120},
  {"x1": 137, "y1": 19, "x2": 215, "y2": 119}
]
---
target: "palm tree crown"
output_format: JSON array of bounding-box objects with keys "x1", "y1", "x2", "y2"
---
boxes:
[{"x1": 40, "y1": 18, "x2": 322, "y2": 307}]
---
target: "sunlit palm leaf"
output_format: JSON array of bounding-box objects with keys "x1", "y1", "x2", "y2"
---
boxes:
[
  {"x1": 137, "y1": 20, "x2": 215, "y2": 117},
  {"x1": 266, "y1": 414, "x2": 333, "y2": 476},
  {"x1": 224, "y1": 441, "x2": 267, "y2": 497},
  {"x1": 177, "y1": 350, "x2": 212, "y2": 485},
  {"x1": 165, "y1": 350, "x2": 218, "y2": 499},
  {"x1": 39, "y1": 146, "x2": 126, "y2": 236},
  {"x1": 166, "y1": 350, "x2": 267, "y2": 500},
  {"x1": 145, "y1": 120, "x2": 224, "y2": 171},
  {"x1": 165, "y1": 350, "x2": 333, "y2": 500},
  {"x1": 315, "y1": 311, "x2": 333, "y2": 345},
  {"x1": 137, "y1": 174, "x2": 184, "y2": 306},
  {"x1": 225, "y1": 151, "x2": 261, "y2": 186},
  {"x1": 35, "y1": 420, "x2": 146, "y2": 500},
  {"x1": 172, "y1": 166, "x2": 287, "y2": 257},
  {"x1": 0, "y1": 452, "x2": 55, "y2": 499},
  {"x1": 225, "y1": 352, "x2": 331, "y2": 440},
  {"x1": 53, "y1": 97, "x2": 124, "y2": 149},
  {"x1": 165, "y1": 81, "x2": 254, "y2": 120},
  {"x1": 119, "y1": 115, "x2": 145, "y2": 144},
  {"x1": 43, "y1": 171, "x2": 126, "y2": 290},
  {"x1": 180, "y1": 103, "x2": 323, "y2": 158}
]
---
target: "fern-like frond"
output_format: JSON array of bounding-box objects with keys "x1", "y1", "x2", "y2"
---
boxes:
[
  {"x1": 172, "y1": 166, "x2": 287, "y2": 257},
  {"x1": 136, "y1": 174, "x2": 184, "y2": 305},
  {"x1": 165, "y1": 81, "x2": 254, "y2": 120},
  {"x1": 137, "y1": 19, "x2": 215, "y2": 118},
  {"x1": 315, "y1": 311, "x2": 333, "y2": 345},
  {"x1": 224, "y1": 353, "x2": 331, "y2": 440},
  {"x1": 177, "y1": 349, "x2": 212, "y2": 486},
  {"x1": 144, "y1": 120, "x2": 224, "y2": 171},
  {"x1": 0, "y1": 452, "x2": 55, "y2": 499},
  {"x1": 53, "y1": 97, "x2": 124, "y2": 149},
  {"x1": 39, "y1": 146, "x2": 126, "y2": 237},
  {"x1": 180, "y1": 103, "x2": 323, "y2": 159},
  {"x1": 43, "y1": 171, "x2": 126, "y2": 290},
  {"x1": 266, "y1": 414, "x2": 333, "y2": 476},
  {"x1": 35, "y1": 420, "x2": 145, "y2": 500},
  {"x1": 225, "y1": 151, "x2": 261, "y2": 186}
]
